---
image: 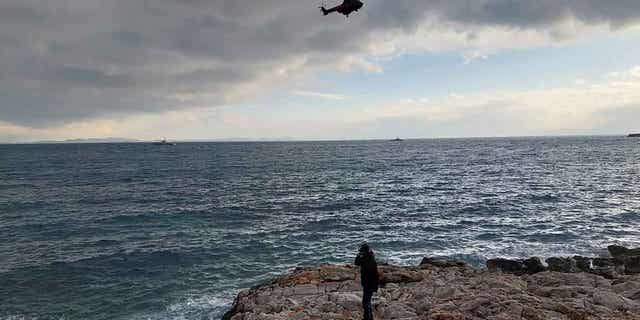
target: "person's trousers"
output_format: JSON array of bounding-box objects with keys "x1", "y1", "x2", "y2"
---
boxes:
[{"x1": 362, "y1": 288, "x2": 374, "y2": 320}]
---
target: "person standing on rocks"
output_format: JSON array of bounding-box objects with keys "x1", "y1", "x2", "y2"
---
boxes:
[{"x1": 355, "y1": 243, "x2": 379, "y2": 320}]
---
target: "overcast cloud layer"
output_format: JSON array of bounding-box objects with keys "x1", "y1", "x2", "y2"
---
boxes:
[{"x1": 2, "y1": 0, "x2": 640, "y2": 131}]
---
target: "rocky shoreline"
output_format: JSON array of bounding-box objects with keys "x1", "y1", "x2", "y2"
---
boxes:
[{"x1": 223, "y1": 246, "x2": 640, "y2": 320}]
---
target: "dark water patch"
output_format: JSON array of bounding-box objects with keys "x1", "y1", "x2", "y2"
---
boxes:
[
  {"x1": 476, "y1": 232, "x2": 502, "y2": 241},
  {"x1": 0, "y1": 250, "x2": 222, "y2": 319},
  {"x1": 94, "y1": 239, "x2": 121, "y2": 246},
  {"x1": 0, "y1": 200, "x2": 56, "y2": 214},
  {"x1": 96, "y1": 209, "x2": 227, "y2": 227}
]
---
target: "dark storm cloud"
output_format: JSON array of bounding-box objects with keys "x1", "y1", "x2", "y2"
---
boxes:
[
  {"x1": 1, "y1": 0, "x2": 640, "y2": 127},
  {"x1": 0, "y1": 3, "x2": 46, "y2": 23},
  {"x1": 42, "y1": 65, "x2": 135, "y2": 88},
  {"x1": 370, "y1": 1, "x2": 640, "y2": 30}
]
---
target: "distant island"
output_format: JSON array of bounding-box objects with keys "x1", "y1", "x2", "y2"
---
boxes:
[
  {"x1": 629, "y1": 133, "x2": 640, "y2": 137},
  {"x1": 17, "y1": 137, "x2": 303, "y2": 144},
  {"x1": 29, "y1": 138, "x2": 140, "y2": 144}
]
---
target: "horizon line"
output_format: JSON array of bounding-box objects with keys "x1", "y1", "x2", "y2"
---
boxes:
[{"x1": 1, "y1": 133, "x2": 636, "y2": 145}]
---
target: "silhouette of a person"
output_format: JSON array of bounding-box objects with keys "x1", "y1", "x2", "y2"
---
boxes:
[{"x1": 354, "y1": 243, "x2": 379, "y2": 320}]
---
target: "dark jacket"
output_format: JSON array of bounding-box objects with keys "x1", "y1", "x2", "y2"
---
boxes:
[{"x1": 355, "y1": 249, "x2": 379, "y2": 291}]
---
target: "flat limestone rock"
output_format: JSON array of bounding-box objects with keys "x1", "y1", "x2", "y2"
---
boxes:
[{"x1": 223, "y1": 261, "x2": 640, "y2": 320}]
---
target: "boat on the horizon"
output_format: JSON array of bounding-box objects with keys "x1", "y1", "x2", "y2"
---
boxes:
[
  {"x1": 628, "y1": 133, "x2": 640, "y2": 138},
  {"x1": 390, "y1": 137, "x2": 404, "y2": 142},
  {"x1": 152, "y1": 139, "x2": 176, "y2": 146}
]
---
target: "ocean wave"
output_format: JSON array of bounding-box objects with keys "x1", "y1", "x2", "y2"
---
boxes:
[{"x1": 123, "y1": 291, "x2": 237, "y2": 320}]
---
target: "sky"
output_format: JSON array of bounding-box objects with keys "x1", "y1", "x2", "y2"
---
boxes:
[{"x1": 1, "y1": 0, "x2": 640, "y2": 142}]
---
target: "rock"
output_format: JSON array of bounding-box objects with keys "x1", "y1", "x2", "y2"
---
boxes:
[
  {"x1": 487, "y1": 257, "x2": 547, "y2": 275},
  {"x1": 573, "y1": 256, "x2": 592, "y2": 272},
  {"x1": 320, "y1": 312, "x2": 345, "y2": 320},
  {"x1": 609, "y1": 245, "x2": 630, "y2": 258},
  {"x1": 328, "y1": 292, "x2": 360, "y2": 310},
  {"x1": 293, "y1": 284, "x2": 318, "y2": 296},
  {"x1": 592, "y1": 291, "x2": 639, "y2": 311},
  {"x1": 591, "y1": 258, "x2": 622, "y2": 279},
  {"x1": 319, "y1": 264, "x2": 355, "y2": 282},
  {"x1": 487, "y1": 258, "x2": 524, "y2": 274},
  {"x1": 546, "y1": 257, "x2": 578, "y2": 273},
  {"x1": 420, "y1": 257, "x2": 470, "y2": 269},
  {"x1": 612, "y1": 279, "x2": 640, "y2": 297},
  {"x1": 434, "y1": 286, "x2": 457, "y2": 299},
  {"x1": 289, "y1": 310, "x2": 308, "y2": 320},
  {"x1": 608, "y1": 245, "x2": 640, "y2": 258},
  {"x1": 459, "y1": 297, "x2": 491, "y2": 312},
  {"x1": 607, "y1": 246, "x2": 640, "y2": 275},
  {"x1": 523, "y1": 257, "x2": 547, "y2": 274},
  {"x1": 221, "y1": 302, "x2": 239, "y2": 320},
  {"x1": 379, "y1": 265, "x2": 425, "y2": 284},
  {"x1": 593, "y1": 258, "x2": 616, "y2": 268},
  {"x1": 521, "y1": 306, "x2": 545, "y2": 320},
  {"x1": 624, "y1": 256, "x2": 640, "y2": 274},
  {"x1": 498, "y1": 301, "x2": 525, "y2": 319},
  {"x1": 223, "y1": 248, "x2": 640, "y2": 320},
  {"x1": 427, "y1": 311, "x2": 464, "y2": 320},
  {"x1": 607, "y1": 245, "x2": 629, "y2": 258},
  {"x1": 377, "y1": 302, "x2": 417, "y2": 318}
]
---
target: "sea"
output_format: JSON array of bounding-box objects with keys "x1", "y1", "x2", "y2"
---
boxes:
[{"x1": 1, "y1": 136, "x2": 639, "y2": 320}]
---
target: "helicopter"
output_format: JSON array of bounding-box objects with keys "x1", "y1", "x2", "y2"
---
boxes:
[{"x1": 320, "y1": 0, "x2": 364, "y2": 17}]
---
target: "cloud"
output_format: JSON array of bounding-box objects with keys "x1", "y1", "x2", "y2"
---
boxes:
[
  {"x1": 337, "y1": 66, "x2": 640, "y2": 138},
  {"x1": 1, "y1": 0, "x2": 640, "y2": 130},
  {"x1": 5, "y1": 65, "x2": 640, "y2": 142},
  {"x1": 292, "y1": 90, "x2": 346, "y2": 100}
]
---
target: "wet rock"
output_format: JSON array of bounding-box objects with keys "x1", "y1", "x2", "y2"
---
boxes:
[
  {"x1": 593, "y1": 258, "x2": 617, "y2": 269},
  {"x1": 546, "y1": 257, "x2": 578, "y2": 273},
  {"x1": 589, "y1": 258, "x2": 622, "y2": 279},
  {"x1": 487, "y1": 258, "x2": 524, "y2": 274},
  {"x1": 523, "y1": 257, "x2": 547, "y2": 274},
  {"x1": 624, "y1": 256, "x2": 640, "y2": 274},
  {"x1": 420, "y1": 257, "x2": 470, "y2": 269},
  {"x1": 573, "y1": 255, "x2": 592, "y2": 272},
  {"x1": 487, "y1": 257, "x2": 546, "y2": 275},
  {"x1": 608, "y1": 245, "x2": 640, "y2": 258},
  {"x1": 607, "y1": 246, "x2": 640, "y2": 275},
  {"x1": 420, "y1": 257, "x2": 471, "y2": 268}
]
